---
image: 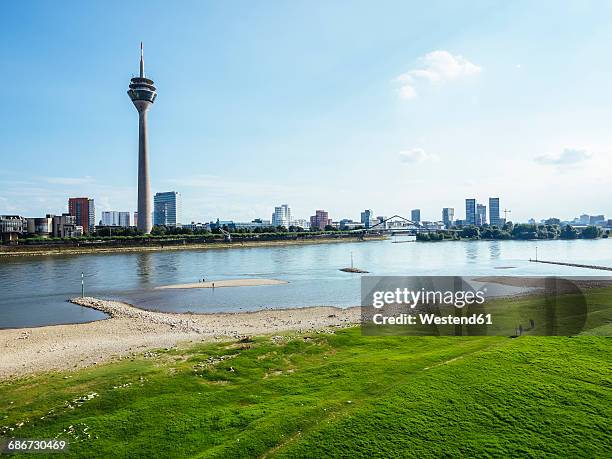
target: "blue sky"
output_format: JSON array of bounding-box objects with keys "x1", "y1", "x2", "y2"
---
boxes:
[{"x1": 1, "y1": 0, "x2": 611, "y2": 223}]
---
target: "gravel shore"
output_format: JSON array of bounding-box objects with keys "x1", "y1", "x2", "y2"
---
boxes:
[{"x1": 0, "y1": 298, "x2": 359, "y2": 380}]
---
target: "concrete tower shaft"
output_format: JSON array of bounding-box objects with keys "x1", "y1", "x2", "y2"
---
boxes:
[{"x1": 128, "y1": 43, "x2": 157, "y2": 234}]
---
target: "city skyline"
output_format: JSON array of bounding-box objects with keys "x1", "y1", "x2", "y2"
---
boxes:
[
  {"x1": 4, "y1": 189, "x2": 610, "y2": 229},
  {"x1": 2, "y1": 2, "x2": 612, "y2": 223}
]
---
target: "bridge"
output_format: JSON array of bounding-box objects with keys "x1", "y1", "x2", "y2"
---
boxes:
[{"x1": 350, "y1": 215, "x2": 443, "y2": 238}]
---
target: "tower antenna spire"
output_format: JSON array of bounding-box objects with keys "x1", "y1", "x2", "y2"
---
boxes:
[
  {"x1": 139, "y1": 42, "x2": 145, "y2": 78},
  {"x1": 128, "y1": 42, "x2": 156, "y2": 234}
]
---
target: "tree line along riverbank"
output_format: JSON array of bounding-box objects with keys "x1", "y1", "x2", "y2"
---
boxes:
[
  {"x1": 0, "y1": 231, "x2": 385, "y2": 257},
  {"x1": 417, "y1": 222, "x2": 610, "y2": 241}
]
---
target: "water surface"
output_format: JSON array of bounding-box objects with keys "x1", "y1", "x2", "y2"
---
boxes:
[{"x1": 1, "y1": 239, "x2": 611, "y2": 328}]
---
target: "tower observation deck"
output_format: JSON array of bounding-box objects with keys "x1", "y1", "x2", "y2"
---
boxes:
[{"x1": 128, "y1": 43, "x2": 157, "y2": 234}]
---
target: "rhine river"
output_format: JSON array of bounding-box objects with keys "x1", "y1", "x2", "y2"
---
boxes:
[{"x1": 1, "y1": 238, "x2": 612, "y2": 328}]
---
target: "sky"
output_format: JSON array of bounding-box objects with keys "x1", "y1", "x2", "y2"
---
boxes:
[{"x1": 1, "y1": 0, "x2": 611, "y2": 224}]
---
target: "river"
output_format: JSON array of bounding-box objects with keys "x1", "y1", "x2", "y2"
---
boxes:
[{"x1": 1, "y1": 238, "x2": 612, "y2": 328}]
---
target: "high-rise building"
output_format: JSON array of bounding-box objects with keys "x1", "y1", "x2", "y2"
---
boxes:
[
  {"x1": 442, "y1": 208, "x2": 454, "y2": 228},
  {"x1": 272, "y1": 204, "x2": 291, "y2": 228},
  {"x1": 133, "y1": 212, "x2": 138, "y2": 228},
  {"x1": 101, "y1": 211, "x2": 131, "y2": 227},
  {"x1": 153, "y1": 191, "x2": 181, "y2": 227},
  {"x1": 119, "y1": 212, "x2": 130, "y2": 227},
  {"x1": 101, "y1": 212, "x2": 114, "y2": 227},
  {"x1": 476, "y1": 204, "x2": 487, "y2": 226},
  {"x1": 489, "y1": 198, "x2": 500, "y2": 227},
  {"x1": 465, "y1": 199, "x2": 476, "y2": 226},
  {"x1": 411, "y1": 209, "x2": 421, "y2": 223},
  {"x1": 360, "y1": 209, "x2": 375, "y2": 228},
  {"x1": 68, "y1": 197, "x2": 95, "y2": 234},
  {"x1": 310, "y1": 210, "x2": 331, "y2": 230},
  {"x1": 128, "y1": 43, "x2": 157, "y2": 234}
]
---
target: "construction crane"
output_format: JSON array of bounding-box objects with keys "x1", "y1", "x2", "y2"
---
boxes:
[
  {"x1": 503, "y1": 209, "x2": 512, "y2": 222},
  {"x1": 218, "y1": 227, "x2": 232, "y2": 242}
]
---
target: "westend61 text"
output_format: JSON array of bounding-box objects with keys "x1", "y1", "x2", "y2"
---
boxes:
[{"x1": 371, "y1": 313, "x2": 493, "y2": 326}]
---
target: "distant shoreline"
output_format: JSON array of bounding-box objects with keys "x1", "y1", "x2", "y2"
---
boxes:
[{"x1": 0, "y1": 235, "x2": 386, "y2": 258}]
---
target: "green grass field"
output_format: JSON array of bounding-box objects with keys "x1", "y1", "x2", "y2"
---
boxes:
[{"x1": 1, "y1": 328, "x2": 610, "y2": 458}]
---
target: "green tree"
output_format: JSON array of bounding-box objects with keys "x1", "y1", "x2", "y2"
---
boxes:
[
  {"x1": 459, "y1": 226, "x2": 480, "y2": 239},
  {"x1": 480, "y1": 227, "x2": 492, "y2": 239},
  {"x1": 545, "y1": 224, "x2": 560, "y2": 239},
  {"x1": 512, "y1": 224, "x2": 538, "y2": 240},
  {"x1": 151, "y1": 225, "x2": 167, "y2": 236},
  {"x1": 581, "y1": 225, "x2": 602, "y2": 239},
  {"x1": 560, "y1": 224, "x2": 578, "y2": 239}
]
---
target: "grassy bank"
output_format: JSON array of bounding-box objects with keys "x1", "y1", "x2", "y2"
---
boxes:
[{"x1": 1, "y1": 328, "x2": 609, "y2": 457}]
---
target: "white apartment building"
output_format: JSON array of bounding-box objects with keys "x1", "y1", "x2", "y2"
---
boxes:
[{"x1": 272, "y1": 204, "x2": 291, "y2": 227}]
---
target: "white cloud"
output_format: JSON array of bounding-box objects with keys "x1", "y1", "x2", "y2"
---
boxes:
[
  {"x1": 396, "y1": 50, "x2": 482, "y2": 99},
  {"x1": 399, "y1": 148, "x2": 439, "y2": 164},
  {"x1": 534, "y1": 148, "x2": 592, "y2": 166},
  {"x1": 398, "y1": 83, "x2": 417, "y2": 100}
]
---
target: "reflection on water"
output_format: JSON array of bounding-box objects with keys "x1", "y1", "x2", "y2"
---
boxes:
[
  {"x1": 464, "y1": 242, "x2": 479, "y2": 262},
  {"x1": 488, "y1": 241, "x2": 501, "y2": 260},
  {"x1": 1, "y1": 238, "x2": 612, "y2": 328},
  {"x1": 136, "y1": 252, "x2": 154, "y2": 285}
]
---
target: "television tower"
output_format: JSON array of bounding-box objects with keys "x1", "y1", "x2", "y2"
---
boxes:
[{"x1": 128, "y1": 43, "x2": 157, "y2": 234}]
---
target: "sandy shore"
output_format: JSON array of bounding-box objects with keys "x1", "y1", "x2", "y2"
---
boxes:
[
  {"x1": 0, "y1": 298, "x2": 359, "y2": 381},
  {"x1": 156, "y1": 278, "x2": 288, "y2": 289}
]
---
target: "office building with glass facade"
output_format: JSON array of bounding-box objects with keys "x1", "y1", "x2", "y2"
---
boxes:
[{"x1": 153, "y1": 191, "x2": 181, "y2": 227}]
